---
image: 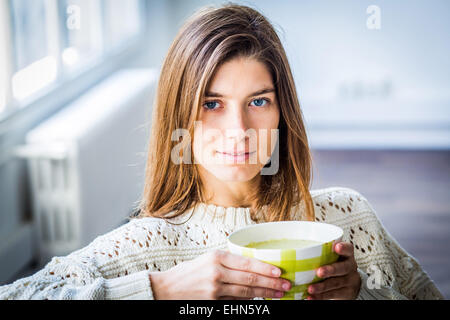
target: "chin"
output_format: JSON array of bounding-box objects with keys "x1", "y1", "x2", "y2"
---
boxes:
[{"x1": 210, "y1": 165, "x2": 259, "y2": 182}]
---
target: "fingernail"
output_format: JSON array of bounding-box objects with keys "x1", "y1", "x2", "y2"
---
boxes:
[
  {"x1": 282, "y1": 282, "x2": 290, "y2": 291},
  {"x1": 333, "y1": 243, "x2": 339, "y2": 252},
  {"x1": 319, "y1": 268, "x2": 326, "y2": 277},
  {"x1": 272, "y1": 268, "x2": 281, "y2": 276}
]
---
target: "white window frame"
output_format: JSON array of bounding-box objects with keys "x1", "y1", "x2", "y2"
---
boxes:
[
  {"x1": 0, "y1": 0, "x2": 14, "y2": 116},
  {"x1": 0, "y1": 0, "x2": 147, "y2": 166},
  {"x1": 0, "y1": 0, "x2": 146, "y2": 122}
]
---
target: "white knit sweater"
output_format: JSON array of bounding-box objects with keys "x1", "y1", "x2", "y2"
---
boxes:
[{"x1": 0, "y1": 187, "x2": 444, "y2": 300}]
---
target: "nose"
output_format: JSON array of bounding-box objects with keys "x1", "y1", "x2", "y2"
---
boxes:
[{"x1": 222, "y1": 104, "x2": 250, "y2": 144}]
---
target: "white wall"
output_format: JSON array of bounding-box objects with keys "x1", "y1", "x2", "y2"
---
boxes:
[{"x1": 168, "y1": 0, "x2": 450, "y2": 149}]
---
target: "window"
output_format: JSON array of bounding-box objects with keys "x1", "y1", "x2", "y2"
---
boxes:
[
  {"x1": 103, "y1": 0, "x2": 143, "y2": 49},
  {"x1": 0, "y1": 1, "x2": 13, "y2": 114},
  {"x1": 60, "y1": 0, "x2": 104, "y2": 71},
  {"x1": 10, "y1": 0, "x2": 59, "y2": 101},
  {"x1": 0, "y1": 0, "x2": 145, "y2": 119}
]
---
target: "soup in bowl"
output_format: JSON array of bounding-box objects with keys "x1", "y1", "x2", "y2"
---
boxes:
[{"x1": 227, "y1": 221, "x2": 344, "y2": 300}]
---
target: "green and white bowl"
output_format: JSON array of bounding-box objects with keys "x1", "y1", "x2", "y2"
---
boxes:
[{"x1": 227, "y1": 221, "x2": 344, "y2": 300}]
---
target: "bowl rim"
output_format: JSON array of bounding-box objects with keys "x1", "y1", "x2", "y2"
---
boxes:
[{"x1": 227, "y1": 220, "x2": 344, "y2": 252}]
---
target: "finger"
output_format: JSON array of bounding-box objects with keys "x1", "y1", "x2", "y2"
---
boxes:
[
  {"x1": 317, "y1": 258, "x2": 357, "y2": 278},
  {"x1": 218, "y1": 251, "x2": 282, "y2": 278},
  {"x1": 221, "y1": 268, "x2": 291, "y2": 292},
  {"x1": 333, "y1": 242, "x2": 354, "y2": 258},
  {"x1": 316, "y1": 259, "x2": 355, "y2": 278},
  {"x1": 308, "y1": 286, "x2": 355, "y2": 300},
  {"x1": 220, "y1": 284, "x2": 285, "y2": 299},
  {"x1": 308, "y1": 275, "x2": 349, "y2": 295}
]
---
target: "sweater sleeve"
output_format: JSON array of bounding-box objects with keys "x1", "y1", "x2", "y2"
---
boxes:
[
  {"x1": 0, "y1": 255, "x2": 155, "y2": 300},
  {"x1": 357, "y1": 227, "x2": 444, "y2": 300},
  {"x1": 356, "y1": 268, "x2": 408, "y2": 300},
  {"x1": 0, "y1": 219, "x2": 163, "y2": 300},
  {"x1": 352, "y1": 193, "x2": 446, "y2": 300}
]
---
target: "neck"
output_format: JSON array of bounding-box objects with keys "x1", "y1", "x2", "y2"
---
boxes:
[{"x1": 198, "y1": 167, "x2": 261, "y2": 210}]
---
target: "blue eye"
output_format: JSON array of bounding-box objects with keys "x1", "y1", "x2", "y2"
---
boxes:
[
  {"x1": 250, "y1": 98, "x2": 269, "y2": 107},
  {"x1": 202, "y1": 98, "x2": 270, "y2": 111},
  {"x1": 203, "y1": 101, "x2": 220, "y2": 110}
]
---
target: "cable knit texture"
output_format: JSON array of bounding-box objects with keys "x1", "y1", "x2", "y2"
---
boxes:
[{"x1": 0, "y1": 187, "x2": 444, "y2": 300}]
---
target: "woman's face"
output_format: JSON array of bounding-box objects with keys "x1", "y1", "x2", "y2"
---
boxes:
[{"x1": 193, "y1": 56, "x2": 280, "y2": 183}]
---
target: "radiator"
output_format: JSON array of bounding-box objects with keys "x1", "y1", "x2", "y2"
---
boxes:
[{"x1": 14, "y1": 69, "x2": 157, "y2": 265}]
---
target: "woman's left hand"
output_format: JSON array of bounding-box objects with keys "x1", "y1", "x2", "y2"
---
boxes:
[{"x1": 307, "y1": 241, "x2": 361, "y2": 300}]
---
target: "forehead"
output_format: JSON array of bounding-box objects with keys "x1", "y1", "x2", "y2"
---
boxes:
[{"x1": 205, "y1": 57, "x2": 274, "y2": 97}]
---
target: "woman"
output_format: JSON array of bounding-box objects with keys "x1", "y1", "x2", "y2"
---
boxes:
[{"x1": 0, "y1": 3, "x2": 444, "y2": 300}]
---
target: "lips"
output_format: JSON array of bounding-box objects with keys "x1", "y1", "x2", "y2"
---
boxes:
[
  {"x1": 216, "y1": 151, "x2": 255, "y2": 163},
  {"x1": 219, "y1": 151, "x2": 254, "y2": 156}
]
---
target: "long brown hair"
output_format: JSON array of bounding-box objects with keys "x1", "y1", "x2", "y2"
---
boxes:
[{"x1": 133, "y1": 2, "x2": 315, "y2": 222}]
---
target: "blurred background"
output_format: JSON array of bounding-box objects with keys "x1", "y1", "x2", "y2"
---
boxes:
[{"x1": 0, "y1": 0, "x2": 448, "y2": 298}]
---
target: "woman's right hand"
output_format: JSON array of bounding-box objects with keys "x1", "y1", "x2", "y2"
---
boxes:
[{"x1": 149, "y1": 249, "x2": 292, "y2": 300}]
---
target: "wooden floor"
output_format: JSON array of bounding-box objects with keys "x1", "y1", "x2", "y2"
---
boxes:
[
  {"x1": 9, "y1": 150, "x2": 450, "y2": 299},
  {"x1": 311, "y1": 150, "x2": 450, "y2": 299}
]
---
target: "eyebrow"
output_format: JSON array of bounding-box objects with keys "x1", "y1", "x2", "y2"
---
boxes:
[{"x1": 205, "y1": 87, "x2": 275, "y2": 98}]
